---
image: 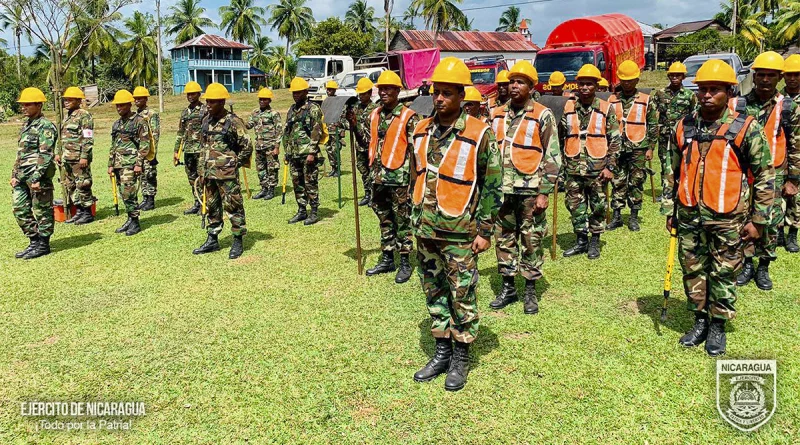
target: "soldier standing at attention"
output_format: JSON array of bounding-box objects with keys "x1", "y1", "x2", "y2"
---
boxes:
[
  {"x1": 548, "y1": 71, "x2": 570, "y2": 96},
  {"x1": 558, "y1": 64, "x2": 621, "y2": 259},
  {"x1": 410, "y1": 58, "x2": 501, "y2": 391},
  {"x1": 607, "y1": 60, "x2": 658, "y2": 232},
  {"x1": 597, "y1": 78, "x2": 610, "y2": 93},
  {"x1": 324, "y1": 81, "x2": 348, "y2": 178},
  {"x1": 11, "y1": 87, "x2": 57, "y2": 259},
  {"x1": 247, "y1": 88, "x2": 282, "y2": 200},
  {"x1": 781, "y1": 54, "x2": 800, "y2": 253},
  {"x1": 365, "y1": 70, "x2": 419, "y2": 283},
  {"x1": 132, "y1": 87, "x2": 160, "y2": 211},
  {"x1": 418, "y1": 79, "x2": 431, "y2": 97},
  {"x1": 490, "y1": 70, "x2": 511, "y2": 110},
  {"x1": 663, "y1": 59, "x2": 774, "y2": 356},
  {"x1": 57, "y1": 86, "x2": 95, "y2": 225},
  {"x1": 348, "y1": 77, "x2": 378, "y2": 206},
  {"x1": 192, "y1": 83, "x2": 252, "y2": 259},
  {"x1": 282, "y1": 77, "x2": 324, "y2": 226},
  {"x1": 108, "y1": 90, "x2": 151, "y2": 236},
  {"x1": 174, "y1": 81, "x2": 207, "y2": 215},
  {"x1": 488, "y1": 61, "x2": 562, "y2": 314},
  {"x1": 462, "y1": 86, "x2": 488, "y2": 122}
]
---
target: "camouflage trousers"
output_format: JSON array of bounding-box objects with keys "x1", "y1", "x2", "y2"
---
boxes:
[
  {"x1": 325, "y1": 131, "x2": 345, "y2": 172},
  {"x1": 62, "y1": 161, "x2": 94, "y2": 207},
  {"x1": 744, "y1": 175, "x2": 784, "y2": 261},
  {"x1": 658, "y1": 136, "x2": 671, "y2": 200},
  {"x1": 495, "y1": 194, "x2": 548, "y2": 280},
  {"x1": 141, "y1": 159, "x2": 158, "y2": 197},
  {"x1": 255, "y1": 149, "x2": 279, "y2": 189},
  {"x1": 355, "y1": 148, "x2": 371, "y2": 191},
  {"x1": 677, "y1": 207, "x2": 742, "y2": 320},
  {"x1": 371, "y1": 184, "x2": 413, "y2": 253},
  {"x1": 205, "y1": 177, "x2": 247, "y2": 236},
  {"x1": 113, "y1": 167, "x2": 141, "y2": 218},
  {"x1": 611, "y1": 149, "x2": 647, "y2": 210},
  {"x1": 417, "y1": 237, "x2": 480, "y2": 344},
  {"x1": 184, "y1": 153, "x2": 200, "y2": 201},
  {"x1": 290, "y1": 156, "x2": 320, "y2": 208},
  {"x1": 12, "y1": 179, "x2": 54, "y2": 238},
  {"x1": 784, "y1": 189, "x2": 800, "y2": 228},
  {"x1": 565, "y1": 174, "x2": 607, "y2": 234}
]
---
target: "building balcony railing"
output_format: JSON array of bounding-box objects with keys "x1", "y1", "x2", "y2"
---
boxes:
[{"x1": 187, "y1": 59, "x2": 249, "y2": 69}]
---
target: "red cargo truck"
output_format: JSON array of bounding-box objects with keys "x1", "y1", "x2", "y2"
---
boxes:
[{"x1": 464, "y1": 55, "x2": 509, "y2": 103}]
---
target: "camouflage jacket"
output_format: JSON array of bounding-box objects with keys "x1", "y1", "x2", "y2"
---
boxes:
[
  {"x1": 782, "y1": 87, "x2": 800, "y2": 104},
  {"x1": 558, "y1": 96, "x2": 621, "y2": 177},
  {"x1": 410, "y1": 111, "x2": 503, "y2": 241},
  {"x1": 354, "y1": 100, "x2": 378, "y2": 152},
  {"x1": 247, "y1": 107, "x2": 282, "y2": 151},
  {"x1": 613, "y1": 90, "x2": 659, "y2": 151},
  {"x1": 201, "y1": 110, "x2": 252, "y2": 181},
  {"x1": 137, "y1": 107, "x2": 160, "y2": 149},
  {"x1": 282, "y1": 100, "x2": 324, "y2": 158},
  {"x1": 58, "y1": 108, "x2": 93, "y2": 161},
  {"x1": 109, "y1": 113, "x2": 151, "y2": 169},
  {"x1": 370, "y1": 103, "x2": 420, "y2": 186},
  {"x1": 739, "y1": 91, "x2": 800, "y2": 181},
  {"x1": 500, "y1": 99, "x2": 562, "y2": 195},
  {"x1": 652, "y1": 85, "x2": 697, "y2": 138},
  {"x1": 175, "y1": 103, "x2": 206, "y2": 154},
  {"x1": 12, "y1": 115, "x2": 57, "y2": 183},
  {"x1": 662, "y1": 108, "x2": 775, "y2": 225}
]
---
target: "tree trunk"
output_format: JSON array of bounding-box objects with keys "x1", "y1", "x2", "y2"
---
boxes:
[
  {"x1": 52, "y1": 48, "x2": 65, "y2": 128},
  {"x1": 385, "y1": 13, "x2": 390, "y2": 52},
  {"x1": 15, "y1": 30, "x2": 22, "y2": 78},
  {"x1": 283, "y1": 38, "x2": 289, "y2": 88},
  {"x1": 92, "y1": 57, "x2": 97, "y2": 83},
  {"x1": 156, "y1": 0, "x2": 164, "y2": 111}
]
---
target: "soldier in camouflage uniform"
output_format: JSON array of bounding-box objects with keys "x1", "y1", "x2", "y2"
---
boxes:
[
  {"x1": 324, "y1": 81, "x2": 348, "y2": 177},
  {"x1": 731, "y1": 52, "x2": 800, "y2": 291},
  {"x1": 607, "y1": 61, "x2": 659, "y2": 232},
  {"x1": 108, "y1": 90, "x2": 152, "y2": 236},
  {"x1": 652, "y1": 62, "x2": 697, "y2": 203},
  {"x1": 662, "y1": 59, "x2": 775, "y2": 357},
  {"x1": 247, "y1": 88, "x2": 282, "y2": 200},
  {"x1": 282, "y1": 77, "x2": 325, "y2": 226},
  {"x1": 348, "y1": 77, "x2": 378, "y2": 206},
  {"x1": 133, "y1": 87, "x2": 159, "y2": 211},
  {"x1": 192, "y1": 83, "x2": 252, "y2": 259},
  {"x1": 410, "y1": 58, "x2": 502, "y2": 392},
  {"x1": 11, "y1": 87, "x2": 57, "y2": 259},
  {"x1": 173, "y1": 81, "x2": 207, "y2": 215},
  {"x1": 57, "y1": 86, "x2": 95, "y2": 225},
  {"x1": 488, "y1": 61, "x2": 562, "y2": 315},
  {"x1": 558, "y1": 64, "x2": 621, "y2": 259},
  {"x1": 782, "y1": 54, "x2": 800, "y2": 253}
]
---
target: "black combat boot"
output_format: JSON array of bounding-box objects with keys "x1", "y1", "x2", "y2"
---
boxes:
[
  {"x1": 678, "y1": 312, "x2": 708, "y2": 347},
  {"x1": 115, "y1": 216, "x2": 133, "y2": 233},
  {"x1": 787, "y1": 227, "x2": 800, "y2": 253},
  {"x1": 184, "y1": 200, "x2": 201, "y2": 215},
  {"x1": 705, "y1": 319, "x2": 727, "y2": 357},
  {"x1": 444, "y1": 341, "x2": 470, "y2": 392},
  {"x1": 628, "y1": 209, "x2": 640, "y2": 232},
  {"x1": 253, "y1": 187, "x2": 269, "y2": 199},
  {"x1": 229, "y1": 235, "x2": 244, "y2": 259},
  {"x1": 139, "y1": 196, "x2": 155, "y2": 211},
  {"x1": 303, "y1": 206, "x2": 320, "y2": 225},
  {"x1": 607, "y1": 209, "x2": 623, "y2": 230},
  {"x1": 395, "y1": 254, "x2": 412, "y2": 283},
  {"x1": 65, "y1": 207, "x2": 81, "y2": 224},
  {"x1": 563, "y1": 233, "x2": 589, "y2": 257},
  {"x1": 15, "y1": 235, "x2": 38, "y2": 259},
  {"x1": 736, "y1": 258, "x2": 754, "y2": 286},
  {"x1": 125, "y1": 217, "x2": 141, "y2": 236},
  {"x1": 587, "y1": 234, "x2": 601, "y2": 260},
  {"x1": 23, "y1": 235, "x2": 51, "y2": 259},
  {"x1": 413, "y1": 338, "x2": 452, "y2": 382},
  {"x1": 523, "y1": 280, "x2": 539, "y2": 315},
  {"x1": 193, "y1": 234, "x2": 220, "y2": 254},
  {"x1": 73, "y1": 206, "x2": 95, "y2": 225},
  {"x1": 288, "y1": 206, "x2": 308, "y2": 224},
  {"x1": 264, "y1": 187, "x2": 275, "y2": 200},
  {"x1": 755, "y1": 259, "x2": 773, "y2": 291},
  {"x1": 777, "y1": 226, "x2": 786, "y2": 247},
  {"x1": 366, "y1": 251, "x2": 395, "y2": 276},
  {"x1": 489, "y1": 276, "x2": 517, "y2": 309},
  {"x1": 358, "y1": 190, "x2": 371, "y2": 206}
]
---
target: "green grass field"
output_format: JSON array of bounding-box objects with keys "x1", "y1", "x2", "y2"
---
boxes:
[{"x1": 0, "y1": 84, "x2": 797, "y2": 444}]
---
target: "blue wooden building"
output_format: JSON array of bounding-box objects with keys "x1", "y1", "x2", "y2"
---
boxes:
[{"x1": 170, "y1": 34, "x2": 253, "y2": 94}]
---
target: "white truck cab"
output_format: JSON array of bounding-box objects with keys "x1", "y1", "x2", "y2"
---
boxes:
[
  {"x1": 336, "y1": 68, "x2": 383, "y2": 102},
  {"x1": 297, "y1": 55, "x2": 355, "y2": 101}
]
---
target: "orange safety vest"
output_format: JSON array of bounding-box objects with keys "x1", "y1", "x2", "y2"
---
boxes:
[
  {"x1": 369, "y1": 106, "x2": 416, "y2": 170},
  {"x1": 675, "y1": 113, "x2": 754, "y2": 214},
  {"x1": 563, "y1": 98, "x2": 612, "y2": 159},
  {"x1": 411, "y1": 116, "x2": 490, "y2": 217},
  {"x1": 491, "y1": 102, "x2": 549, "y2": 175},
  {"x1": 729, "y1": 95, "x2": 790, "y2": 168},
  {"x1": 610, "y1": 92, "x2": 650, "y2": 144}
]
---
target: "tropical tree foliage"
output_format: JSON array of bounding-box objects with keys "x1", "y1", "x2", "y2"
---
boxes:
[
  {"x1": 268, "y1": 0, "x2": 314, "y2": 87},
  {"x1": 121, "y1": 11, "x2": 158, "y2": 86},
  {"x1": 345, "y1": 0, "x2": 377, "y2": 34},
  {"x1": 165, "y1": 0, "x2": 214, "y2": 44},
  {"x1": 496, "y1": 6, "x2": 527, "y2": 32},
  {"x1": 249, "y1": 35, "x2": 272, "y2": 72},
  {"x1": 219, "y1": 0, "x2": 266, "y2": 44},
  {"x1": 410, "y1": 0, "x2": 467, "y2": 36},
  {"x1": 294, "y1": 17, "x2": 373, "y2": 59}
]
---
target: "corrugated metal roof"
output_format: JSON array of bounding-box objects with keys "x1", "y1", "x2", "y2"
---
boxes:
[
  {"x1": 637, "y1": 22, "x2": 659, "y2": 37},
  {"x1": 396, "y1": 30, "x2": 540, "y2": 52},
  {"x1": 171, "y1": 34, "x2": 252, "y2": 50},
  {"x1": 654, "y1": 20, "x2": 730, "y2": 40}
]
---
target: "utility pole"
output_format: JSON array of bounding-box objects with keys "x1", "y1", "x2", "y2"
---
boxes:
[
  {"x1": 731, "y1": 0, "x2": 737, "y2": 53},
  {"x1": 156, "y1": 0, "x2": 164, "y2": 113}
]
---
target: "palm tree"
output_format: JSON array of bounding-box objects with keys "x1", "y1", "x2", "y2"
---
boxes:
[
  {"x1": 67, "y1": 0, "x2": 124, "y2": 83},
  {"x1": 749, "y1": 0, "x2": 780, "y2": 17},
  {"x1": 122, "y1": 11, "x2": 158, "y2": 86},
  {"x1": 266, "y1": 45, "x2": 292, "y2": 88},
  {"x1": 165, "y1": 0, "x2": 214, "y2": 44},
  {"x1": 249, "y1": 35, "x2": 272, "y2": 72},
  {"x1": 411, "y1": 0, "x2": 467, "y2": 38},
  {"x1": 0, "y1": 4, "x2": 30, "y2": 78},
  {"x1": 455, "y1": 16, "x2": 474, "y2": 32},
  {"x1": 402, "y1": 4, "x2": 419, "y2": 28},
  {"x1": 496, "y1": 6, "x2": 527, "y2": 32},
  {"x1": 345, "y1": 0, "x2": 377, "y2": 34},
  {"x1": 776, "y1": 0, "x2": 800, "y2": 45},
  {"x1": 219, "y1": 0, "x2": 266, "y2": 44},
  {"x1": 268, "y1": 0, "x2": 314, "y2": 87}
]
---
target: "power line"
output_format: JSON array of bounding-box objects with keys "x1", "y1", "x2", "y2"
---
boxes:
[{"x1": 393, "y1": 0, "x2": 556, "y2": 16}]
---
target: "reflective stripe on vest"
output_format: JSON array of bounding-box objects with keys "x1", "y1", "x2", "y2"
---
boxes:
[
  {"x1": 491, "y1": 103, "x2": 548, "y2": 175},
  {"x1": 563, "y1": 98, "x2": 611, "y2": 159},
  {"x1": 610, "y1": 92, "x2": 650, "y2": 144},
  {"x1": 369, "y1": 106, "x2": 416, "y2": 170},
  {"x1": 763, "y1": 95, "x2": 787, "y2": 168}
]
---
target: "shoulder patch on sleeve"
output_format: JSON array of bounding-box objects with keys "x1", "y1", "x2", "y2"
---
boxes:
[{"x1": 83, "y1": 128, "x2": 94, "y2": 138}]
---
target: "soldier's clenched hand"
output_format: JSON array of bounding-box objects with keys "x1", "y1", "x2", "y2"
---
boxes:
[
  {"x1": 134, "y1": 165, "x2": 143, "y2": 174},
  {"x1": 79, "y1": 159, "x2": 88, "y2": 168},
  {"x1": 599, "y1": 168, "x2": 614, "y2": 182},
  {"x1": 645, "y1": 149, "x2": 653, "y2": 161},
  {"x1": 54, "y1": 155, "x2": 61, "y2": 165},
  {"x1": 10, "y1": 178, "x2": 19, "y2": 187},
  {"x1": 534, "y1": 194, "x2": 549, "y2": 214},
  {"x1": 30, "y1": 182, "x2": 41, "y2": 192},
  {"x1": 306, "y1": 154, "x2": 315, "y2": 165},
  {"x1": 107, "y1": 167, "x2": 114, "y2": 176},
  {"x1": 740, "y1": 222, "x2": 762, "y2": 242},
  {"x1": 783, "y1": 181, "x2": 798, "y2": 197},
  {"x1": 472, "y1": 235, "x2": 491, "y2": 254}
]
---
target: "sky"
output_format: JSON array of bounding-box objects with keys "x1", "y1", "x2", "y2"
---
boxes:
[{"x1": 2, "y1": 0, "x2": 723, "y2": 56}]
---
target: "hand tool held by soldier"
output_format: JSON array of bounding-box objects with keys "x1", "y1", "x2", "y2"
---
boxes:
[
  {"x1": 349, "y1": 77, "x2": 379, "y2": 206},
  {"x1": 488, "y1": 61, "x2": 562, "y2": 315},
  {"x1": 662, "y1": 59, "x2": 775, "y2": 357},
  {"x1": 247, "y1": 88, "x2": 282, "y2": 200},
  {"x1": 11, "y1": 88, "x2": 57, "y2": 259},
  {"x1": 410, "y1": 57, "x2": 502, "y2": 392},
  {"x1": 175, "y1": 81, "x2": 207, "y2": 215},
  {"x1": 324, "y1": 81, "x2": 348, "y2": 178},
  {"x1": 781, "y1": 54, "x2": 800, "y2": 253},
  {"x1": 59, "y1": 86, "x2": 95, "y2": 225},
  {"x1": 133, "y1": 86, "x2": 159, "y2": 211}
]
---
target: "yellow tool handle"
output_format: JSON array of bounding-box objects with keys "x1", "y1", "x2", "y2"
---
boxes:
[
  {"x1": 664, "y1": 228, "x2": 678, "y2": 292},
  {"x1": 201, "y1": 186, "x2": 207, "y2": 214},
  {"x1": 282, "y1": 163, "x2": 288, "y2": 193},
  {"x1": 111, "y1": 175, "x2": 119, "y2": 205}
]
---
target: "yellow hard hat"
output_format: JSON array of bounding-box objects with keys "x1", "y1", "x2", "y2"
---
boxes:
[
  {"x1": 184, "y1": 81, "x2": 202, "y2": 94},
  {"x1": 17, "y1": 87, "x2": 47, "y2": 103},
  {"x1": 289, "y1": 77, "x2": 310, "y2": 92},
  {"x1": 132, "y1": 86, "x2": 150, "y2": 98},
  {"x1": 375, "y1": 70, "x2": 403, "y2": 88},
  {"x1": 258, "y1": 88, "x2": 274, "y2": 99},
  {"x1": 62, "y1": 86, "x2": 85, "y2": 99},
  {"x1": 430, "y1": 57, "x2": 473, "y2": 86},
  {"x1": 598, "y1": 78, "x2": 609, "y2": 87},
  {"x1": 464, "y1": 86, "x2": 482, "y2": 102},
  {"x1": 752, "y1": 51, "x2": 784, "y2": 72},
  {"x1": 203, "y1": 82, "x2": 230, "y2": 100},
  {"x1": 355, "y1": 77, "x2": 374, "y2": 94},
  {"x1": 784, "y1": 54, "x2": 800, "y2": 73},
  {"x1": 617, "y1": 60, "x2": 641, "y2": 81},
  {"x1": 576, "y1": 64, "x2": 603, "y2": 81},
  {"x1": 325, "y1": 80, "x2": 338, "y2": 89},
  {"x1": 429, "y1": 85, "x2": 434, "y2": 93},
  {"x1": 111, "y1": 90, "x2": 134, "y2": 104},
  {"x1": 693, "y1": 59, "x2": 738, "y2": 85},
  {"x1": 549, "y1": 71, "x2": 566, "y2": 87},
  {"x1": 667, "y1": 62, "x2": 688, "y2": 74},
  {"x1": 496, "y1": 70, "x2": 510, "y2": 84},
  {"x1": 508, "y1": 60, "x2": 538, "y2": 84}
]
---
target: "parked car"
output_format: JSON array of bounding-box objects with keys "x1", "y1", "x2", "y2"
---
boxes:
[{"x1": 682, "y1": 53, "x2": 753, "y2": 95}]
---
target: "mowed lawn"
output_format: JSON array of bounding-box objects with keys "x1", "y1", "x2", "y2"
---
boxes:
[{"x1": 0, "y1": 83, "x2": 798, "y2": 444}]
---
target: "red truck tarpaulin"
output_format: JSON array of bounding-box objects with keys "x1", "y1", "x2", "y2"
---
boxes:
[
  {"x1": 545, "y1": 13, "x2": 644, "y2": 70},
  {"x1": 396, "y1": 48, "x2": 440, "y2": 90}
]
